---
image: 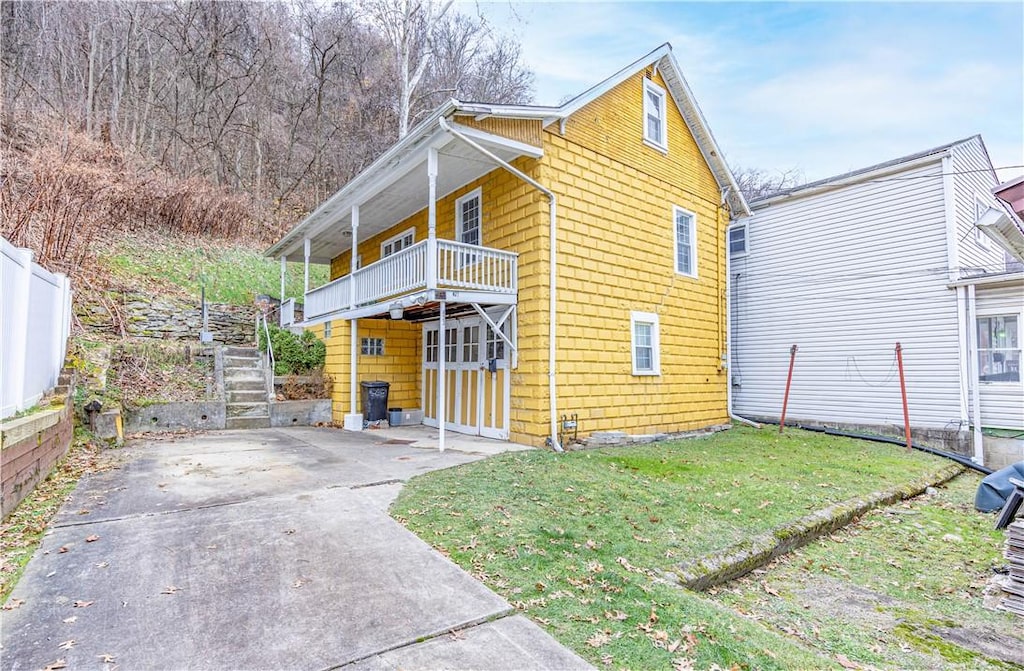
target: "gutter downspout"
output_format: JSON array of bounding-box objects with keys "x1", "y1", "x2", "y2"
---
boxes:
[
  {"x1": 438, "y1": 117, "x2": 563, "y2": 452},
  {"x1": 966, "y1": 284, "x2": 985, "y2": 465},
  {"x1": 723, "y1": 188, "x2": 760, "y2": 429}
]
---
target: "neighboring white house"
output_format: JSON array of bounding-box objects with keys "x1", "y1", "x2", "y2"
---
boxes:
[{"x1": 729, "y1": 136, "x2": 1024, "y2": 469}]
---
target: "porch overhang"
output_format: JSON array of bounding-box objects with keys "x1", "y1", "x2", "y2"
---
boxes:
[
  {"x1": 267, "y1": 118, "x2": 542, "y2": 265},
  {"x1": 300, "y1": 288, "x2": 517, "y2": 326}
]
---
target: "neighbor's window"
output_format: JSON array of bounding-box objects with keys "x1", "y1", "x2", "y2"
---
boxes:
[
  {"x1": 631, "y1": 311, "x2": 661, "y2": 376},
  {"x1": 643, "y1": 79, "x2": 667, "y2": 151},
  {"x1": 729, "y1": 224, "x2": 748, "y2": 257},
  {"x1": 381, "y1": 228, "x2": 415, "y2": 258},
  {"x1": 977, "y1": 315, "x2": 1020, "y2": 382},
  {"x1": 674, "y1": 206, "x2": 697, "y2": 277},
  {"x1": 360, "y1": 337, "x2": 384, "y2": 356}
]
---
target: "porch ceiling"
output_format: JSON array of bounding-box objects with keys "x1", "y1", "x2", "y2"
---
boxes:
[{"x1": 282, "y1": 127, "x2": 540, "y2": 265}]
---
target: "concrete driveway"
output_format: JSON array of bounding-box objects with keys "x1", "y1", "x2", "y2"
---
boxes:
[{"x1": 1, "y1": 428, "x2": 592, "y2": 671}]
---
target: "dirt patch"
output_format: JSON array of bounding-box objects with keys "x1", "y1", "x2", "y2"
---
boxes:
[
  {"x1": 797, "y1": 575, "x2": 900, "y2": 629},
  {"x1": 933, "y1": 625, "x2": 1024, "y2": 665}
]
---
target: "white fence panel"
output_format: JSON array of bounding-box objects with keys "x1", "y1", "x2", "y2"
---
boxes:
[{"x1": 1, "y1": 237, "x2": 72, "y2": 419}]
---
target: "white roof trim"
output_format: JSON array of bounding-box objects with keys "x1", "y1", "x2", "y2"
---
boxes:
[
  {"x1": 977, "y1": 206, "x2": 1024, "y2": 263},
  {"x1": 445, "y1": 121, "x2": 543, "y2": 158}
]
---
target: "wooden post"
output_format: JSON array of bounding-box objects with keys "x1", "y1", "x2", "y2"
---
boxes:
[
  {"x1": 779, "y1": 344, "x2": 798, "y2": 433},
  {"x1": 896, "y1": 342, "x2": 912, "y2": 451}
]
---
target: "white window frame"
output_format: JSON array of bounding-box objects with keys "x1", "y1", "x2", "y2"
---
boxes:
[
  {"x1": 728, "y1": 223, "x2": 748, "y2": 258},
  {"x1": 381, "y1": 228, "x2": 415, "y2": 258},
  {"x1": 673, "y1": 205, "x2": 698, "y2": 278},
  {"x1": 642, "y1": 78, "x2": 668, "y2": 152},
  {"x1": 630, "y1": 311, "x2": 661, "y2": 376},
  {"x1": 976, "y1": 313, "x2": 1021, "y2": 385},
  {"x1": 455, "y1": 188, "x2": 482, "y2": 246},
  {"x1": 360, "y1": 337, "x2": 384, "y2": 356}
]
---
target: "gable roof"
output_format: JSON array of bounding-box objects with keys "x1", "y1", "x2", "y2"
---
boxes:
[
  {"x1": 751, "y1": 135, "x2": 988, "y2": 208},
  {"x1": 267, "y1": 44, "x2": 749, "y2": 260}
]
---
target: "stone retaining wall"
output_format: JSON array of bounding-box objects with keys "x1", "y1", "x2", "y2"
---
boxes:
[
  {"x1": 1, "y1": 402, "x2": 75, "y2": 518},
  {"x1": 77, "y1": 292, "x2": 257, "y2": 345}
]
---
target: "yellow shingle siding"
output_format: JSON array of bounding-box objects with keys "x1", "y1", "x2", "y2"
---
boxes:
[
  {"x1": 540, "y1": 69, "x2": 729, "y2": 437},
  {"x1": 323, "y1": 66, "x2": 728, "y2": 442},
  {"x1": 454, "y1": 115, "x2": 544, "y2": 148}
]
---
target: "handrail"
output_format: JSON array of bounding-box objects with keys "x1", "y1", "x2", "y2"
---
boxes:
[{"x1": 257, "y1": 312, "x2": 275, "y2": 375}]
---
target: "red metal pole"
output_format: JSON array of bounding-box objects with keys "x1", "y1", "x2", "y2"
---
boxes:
[
  {"x1": 779, "y1": 344, "x2": 798, "y2": 433},
  {"x1": 896, "y1": 342, "x2": 912, "y2": 451}
]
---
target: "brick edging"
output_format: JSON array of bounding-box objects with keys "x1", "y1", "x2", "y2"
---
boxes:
[{"x1": 671, "y1": 462, "x2": 966, "y2": 591}]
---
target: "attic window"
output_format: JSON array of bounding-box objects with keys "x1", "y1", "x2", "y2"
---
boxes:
[{"x1": 643, "y1": 79, "x2": 668, "y2": 152}]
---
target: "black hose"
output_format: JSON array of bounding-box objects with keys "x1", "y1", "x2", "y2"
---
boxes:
[{"x1": 756, "y1": 419, "x2": 993, "y2": 475}]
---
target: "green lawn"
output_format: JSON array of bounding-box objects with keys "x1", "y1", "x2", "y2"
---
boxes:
[
  {"x1": 393, "y1": 426, "x2": 965, "y2": 669},
  {"x1": 99, "y1": 233, "x2": 328, "y2": 306},
  {"x1": 712, "y1": 473, "x2": 1020, "y2": 670}
]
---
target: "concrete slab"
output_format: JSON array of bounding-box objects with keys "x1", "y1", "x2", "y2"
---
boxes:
[
  {"x1": 343, "y1": 616, "x2": 593, "y2": 670},
  {"x1": 3, "y1": 487, "x2": 512, "y2": 671}
]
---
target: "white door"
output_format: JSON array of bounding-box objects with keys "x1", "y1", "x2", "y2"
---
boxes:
[{"x1": 422, "y1": 312, "x2": 510, "y2": 439}]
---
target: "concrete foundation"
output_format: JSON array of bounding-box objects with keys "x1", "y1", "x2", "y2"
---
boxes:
[
  {"x1": 984, "y1": 435, "x2": 1024, "y2": 471},
  {"x1": 124, "y1": 400, "x2": 333, "y2": 434},
  {"x1": 270, "y1": 400, "x2": 332, "y2": 427}
]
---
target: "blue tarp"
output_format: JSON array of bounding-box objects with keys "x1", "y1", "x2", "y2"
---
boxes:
[{"x1": 975, "y1": 461, "x2": 1024, "y2": 512}]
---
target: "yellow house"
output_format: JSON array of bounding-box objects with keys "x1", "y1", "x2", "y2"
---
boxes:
[{"x1": 266, "y1": 44, "x2": 751, "y2": 449}]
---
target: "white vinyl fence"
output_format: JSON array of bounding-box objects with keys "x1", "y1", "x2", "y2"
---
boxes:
[{"x1": 1, "y1": 237, "x2": 72, "y2": 419}]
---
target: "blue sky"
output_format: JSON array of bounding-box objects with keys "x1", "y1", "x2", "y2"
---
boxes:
[{"x1": 467, "y1": 1, "x2": 1024, "y2": 184}]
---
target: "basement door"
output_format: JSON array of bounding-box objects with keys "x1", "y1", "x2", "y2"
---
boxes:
[{"x1": 422, "y1": 313, "x2": 510, "y2": 439}]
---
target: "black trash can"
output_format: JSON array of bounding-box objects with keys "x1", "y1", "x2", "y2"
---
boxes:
[{"x1": 360, "y1": 380, "x2": 390, "y2": 422}]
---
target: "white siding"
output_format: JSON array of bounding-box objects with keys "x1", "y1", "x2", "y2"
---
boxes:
[
  {"x1": 733, "y1": 161, "x2": 965, "y2": 431},
  {"x1": 952, "y1": 138, "x2": 1009, "y2": 274},
  {"x1": 975, "y1": 283, "x2": 1024, "y2": 429}
]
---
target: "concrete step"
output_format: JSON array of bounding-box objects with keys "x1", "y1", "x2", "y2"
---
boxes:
[
  {"x1": 225, "y1": 415, "x2": 271, "y2": 430},
  {"x1": 224, "y1": 355, "x2": 261, "y2": 369},
  {"x1": 224, "y1": 346, "x2": 261, "y2": 358},
  {"x1": 224, "y1": 368, "x2": 266, "y2": 382},
  {"x1": 224, "y1": 379, "x2": 267, "y2": 393},
  {"x1": 225, "y1": 389, "x2": 268, "y2": 403},
  {"x1": 226, "y1": 401, "x2": 270, "y2": 418}
]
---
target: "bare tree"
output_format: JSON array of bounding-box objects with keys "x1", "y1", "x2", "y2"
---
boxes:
[{"x1": 732, "y1": 166, "x2": 804, "y2": 202}]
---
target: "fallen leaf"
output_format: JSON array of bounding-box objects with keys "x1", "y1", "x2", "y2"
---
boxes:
[
  {"x1": 604, "y1": 610, "x2": 628, "y2": 621},
  {"x1": 836, "y1": 653, "x2": 860, "y2": 669},
  {"x1": 63, "y1": 616, "x2": 77, "y2": 624},
  {"x1": 58, "y1": 640, "x2": 76, "y2": 651},
  {"x1": 586, "y1": 631, "x2": 610, "y2": 648},
  {"x1": 731, "y1": 508, "x2": 742, "y2": 515},
  {"x1": 672, "y1": 657, "x2": 694, "y2": 671},
  {"x1": 98, "y1": 654, "x2": 116, "y2": 664},
  {"x1": 44, "y1": 660, "x2": 67, "y2": 671},
  {"x1": 283, "y1": 529, "x2": 296, "y2": 535},
  {"x1": 2, "y1": 598, "x2": 25, "y2": 610},
  {"x1": 73, "y1": 600, "x2": 94, "y2": 608},
  {"x1": 761, "y1": 581, "x2": 781, "y2": 597},
  {"x1": 160, "y1": 586, "x2": 178, "y2": 595},
  {"x1": 585, "y1": 539, "x2": 597, "y2": 550},
  {"x1": 95, "y1": 562, "x2": 109, "y2": 568},
  {"x1": 85, "y1": 535, "x2": 100, "y2": 543},
  {"x1": 58, "y1": 546, "x2": 69, "y2": 554},
  {"x1": 758, "y1": 500, "x2": 773, "y2": 509}
]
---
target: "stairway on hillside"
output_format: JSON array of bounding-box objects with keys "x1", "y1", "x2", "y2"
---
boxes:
[{"x1": 223, "y1": 346, "x2": 271, "y2": 429}]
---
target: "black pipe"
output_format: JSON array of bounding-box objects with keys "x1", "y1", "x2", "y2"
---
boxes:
[{"x1": 756, "y1": 419, "x2": 992, "y2": 475}]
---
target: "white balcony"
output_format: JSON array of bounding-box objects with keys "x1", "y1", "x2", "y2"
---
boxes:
[{"x1": 304, "y1": 239, "x2": 517, "y2": 322}]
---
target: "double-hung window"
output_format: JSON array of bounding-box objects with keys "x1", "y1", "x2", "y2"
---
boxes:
[
  {"x1": 381, "y1": 228, "x2": 415, "y2": 258},
  {"x1": 631, "y1": 311, "x2": 660, "y2": 376},
  {"x1": 643, "y1": 79, "x2": 668, "y2": 151},
  {"x1": 728, "y1": 224, "x2": 748, "y2": 257},
  {"x1": 456, "y1": 189, "x2": 481, "y2": 247},
  {"x1": 977, "y1": 315, "x2": 1020, "y2": 382},
  {"x1": 674, "y1": 206, "x2": 697, "y2": 277}
]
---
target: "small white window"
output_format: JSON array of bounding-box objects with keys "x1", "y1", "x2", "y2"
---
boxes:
[
  {"x1": 381, "y1": 228, "x2": 415, "y2": 258},
  {"x1": 463, "y1": 325, "x2": 480, "y2": 362},
  {"x1": 631, "y1": 311, "x2": 661, "y2": 376},
  {"x1": 324, "y1": 320, "x2": 332, "y2": 339},
  {"x1": 456, "y1": 188, "x2": 482, "y2": 246},
  {"x1": 643, "y1": 79, "x2": 668, "y2": 151},
  {"x1": 728, "y1": 224, "x2": 748, "y2": 257},
  {"x1": 445, "y1": 327, "x2": 458, "y2": 363},
  {"x1": 977, "y1": 315, "x2": 1020, "y2": 383},
  {"x1": 673, "y1": 206, "x2": 698, "y2": 277},
  {"x1": 425, "y1": 330, "x2": 438, "y2": 363},
  {"x1": 360, "y1": 337, "x2": 384, "y2": 356}
]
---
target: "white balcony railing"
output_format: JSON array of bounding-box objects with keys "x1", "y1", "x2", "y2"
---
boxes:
[
  {"x1": 280, "y1": 297, "x2": 296, "y2": 327},
  {"x1": 304, "y1": 239, "x2": 517, "y2": 321}
]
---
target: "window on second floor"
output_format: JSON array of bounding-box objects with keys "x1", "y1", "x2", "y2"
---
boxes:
[
  {"x1": 643, "y1": 79, "x2": 668, "y2": 151},
  {"x1": 674, "y1": 206, "x2": 698, "y2": 277},
  {"x1": 381, "y1": 228, "x2": 415, "y2": 258},
  {"x1": 729, "y1": 224, "x2": 748, "y2": 257},
  {"x1": 456, "y1": 188, "x2": 482, "y2": 247},
  {"x1": 978, "y1": 315, "x2": 1020, "y2": 383}
]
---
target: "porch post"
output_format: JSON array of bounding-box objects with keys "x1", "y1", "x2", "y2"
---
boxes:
[
  {"x1": 343, "y1": 204, "x2": 363, "y2": 431},
  {"x1": 427, "y1": 146, "x2": 438, "y2": 290},
  {"x1": 438, "y1": 300, "x2": 446, "y2": 453},
  {"x1": 303, "y1": 237, "x2": 311, "y2": 294},
  {"x1": 279, "y1": 255, "x2": 286, "y2": 303}
]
